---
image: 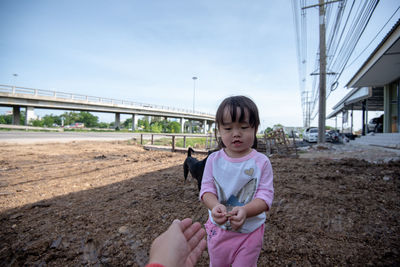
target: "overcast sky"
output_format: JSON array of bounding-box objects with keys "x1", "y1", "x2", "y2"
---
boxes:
[{"x1": 1, "y1": 0, "x2": 399, "y2": 130}]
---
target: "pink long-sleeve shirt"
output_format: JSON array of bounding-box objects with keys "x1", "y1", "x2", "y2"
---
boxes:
[{"x1": 200, "y1": 149, "x2": 274, "y2": 233}]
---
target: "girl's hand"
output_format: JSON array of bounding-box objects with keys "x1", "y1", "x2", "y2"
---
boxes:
[
  {"x1": 211, "y1": 204, "x2": 228, "y2": 225},
  {"x1": 229, "y1": 206, "x2": 247, "y2": 231}
]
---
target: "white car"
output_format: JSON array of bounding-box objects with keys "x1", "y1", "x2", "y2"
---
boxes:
[{"x1": 303, "y1": 127, "x2": 318, "y2": 143}]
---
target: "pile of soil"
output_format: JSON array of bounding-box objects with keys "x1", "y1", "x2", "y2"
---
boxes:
[{"x1": 0, "y1": 141, "x2": 399, "y2": 266}]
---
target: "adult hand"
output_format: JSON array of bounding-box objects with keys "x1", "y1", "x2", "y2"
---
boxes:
[
  {"x1": 148, "y1": 218, "x2": 207, "y2": 267},
  {"x1": 211, "y1": 204, "x2": 228, "y2": 225}
]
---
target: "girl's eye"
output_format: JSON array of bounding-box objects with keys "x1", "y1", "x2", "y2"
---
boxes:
[
  {"x1": 223, "y1": 127, "x2": 231, "y2": 131},
  {"x1": 241, "y1": 126, "x2": 249, "y2": 129}
]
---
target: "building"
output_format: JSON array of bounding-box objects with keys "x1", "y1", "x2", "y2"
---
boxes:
[{"x1": 327, "y1": 19, "x2": 400, "y2": 135}]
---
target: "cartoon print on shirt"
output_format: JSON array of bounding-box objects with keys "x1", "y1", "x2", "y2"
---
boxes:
[
  {"x1": 213, "y1": 168, "x2": 257, "y2": 230},
  {"x1": 214, "y1": 168, "x2": 257, "y2": 207}
]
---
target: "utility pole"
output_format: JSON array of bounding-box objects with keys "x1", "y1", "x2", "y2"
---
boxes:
[
  {"x1": 303, "y1": 91, "x2": 311, "y2": 128},
  {"x1": 303, "y1": 0, "x2": 341, "y2": 143},
  {"x1": 318, "y1": 0, "x2": 326, "y2": 143},
  {"x1": 307, "y1": 95, "x2": 312, "y2": 128}
]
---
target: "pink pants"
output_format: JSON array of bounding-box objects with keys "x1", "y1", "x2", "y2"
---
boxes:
[{"x1": 204, "y1": 219, "x2": 264, "y2": 267}]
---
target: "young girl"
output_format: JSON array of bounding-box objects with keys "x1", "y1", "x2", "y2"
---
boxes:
[{"x1": 200, "y1": 95, "x2": 274, "y2": 267}]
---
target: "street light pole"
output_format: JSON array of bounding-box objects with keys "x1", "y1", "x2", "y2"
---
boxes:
[
  {"x1": 192, "y1": 76, "x2": 197, "y2": 113},
  {"x1": 11, "y1": 74, "x2": 18, "y2": 86}
]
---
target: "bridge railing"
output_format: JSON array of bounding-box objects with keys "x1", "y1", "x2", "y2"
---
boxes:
[{"x1": 0, "y1": 84, "x2": 214, "y2": 117}]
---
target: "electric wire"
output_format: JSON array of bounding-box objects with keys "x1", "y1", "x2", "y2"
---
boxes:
[
  {"x1": 327, "y1": 0, "x2": 379, "y2": 92},
  {"x1": 291, "y1": 0, "x2": 383, "y2": 126},
  {"x1": 345, "y1": 5, "x2": 400, "y2": 69}
]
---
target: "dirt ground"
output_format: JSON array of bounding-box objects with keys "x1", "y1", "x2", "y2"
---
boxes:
[{"x1": 0, "y1": 140, "x2": 399, "y2": 266}]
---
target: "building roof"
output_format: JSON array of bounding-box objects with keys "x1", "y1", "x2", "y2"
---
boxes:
[
  {"x1": 327, "y1": 87, "x2": 383, "y2": 119},
  {"x1": 327, "y1": 19, "x2": 399, "y2": 119},
  {"x1": 346, "y1": 19, "x2": 400, "y2": 88}
]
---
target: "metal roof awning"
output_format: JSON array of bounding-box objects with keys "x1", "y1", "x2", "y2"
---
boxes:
[
  {"x1": 327, "y1": 87, "x2": 383, "y2": 119},
  {"x1": 346, "y1": 19, "x2": 400, "y2": 88},
  {"x1": 328, "y1": 20, "x2": 400, "y2": 120}
]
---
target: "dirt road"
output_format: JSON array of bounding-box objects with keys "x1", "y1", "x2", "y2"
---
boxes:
[{"x1": 0, "y1": 140, "x2": 399, "y2": 266}]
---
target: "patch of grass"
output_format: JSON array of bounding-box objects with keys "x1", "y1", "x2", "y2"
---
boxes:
[
  {"x1": 177, "y1": 137, "x2": 207, "y2": 148},
  {"x1": 152, "y1": 137, "x2": 208, "y2": 149}
]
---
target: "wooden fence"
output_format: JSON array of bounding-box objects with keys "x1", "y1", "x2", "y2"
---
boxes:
[{"x1": 140, "y1": 133, "x2": 218, "y2": 153}]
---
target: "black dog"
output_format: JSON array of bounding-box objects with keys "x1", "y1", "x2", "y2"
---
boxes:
[{"x1": 183, "y1": 147, "x2": 213, "y2": 191}]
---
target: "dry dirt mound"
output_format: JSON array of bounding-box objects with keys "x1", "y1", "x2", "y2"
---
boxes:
[{"x1": 0, "y1": 141, "x2": 399, "y2": 266}]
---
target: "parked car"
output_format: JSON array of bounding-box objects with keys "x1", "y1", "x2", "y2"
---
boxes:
[
  {"x1": 367, "y1": 115, "x2": 383, "y2": 133},
  {"x1": 64, "y1": 122, "x2": 85, "y2": 129},
  {"x1": 287, "y1": 130, "x2": 299, "y2": 139},
  {"x1": 303, "y1": 127, "x2": 318, "y2": 142}
]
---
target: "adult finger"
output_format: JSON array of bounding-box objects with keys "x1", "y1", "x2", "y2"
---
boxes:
[
  {"x1": 183, "y1": 221, "x2": 202, "y2": 241},
  {"x1": 177, "y1": 218, "x2": 193, "y2": 232},
  {"x1": 186, "y1": 228, "x2": 207, "y2": 265},
  {"x1": 187, "y1": 227, "x2": 206, "y2": 250},
  {"x1": 187, "y1": 237, "x2": 207, "y2": 266}
]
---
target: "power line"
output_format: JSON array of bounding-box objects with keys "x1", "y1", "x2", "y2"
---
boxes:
[
  {"x1": 345, "y1": 5, "x2": 400, "y2": 69},
  {"x1": 327, "y1": 0, "x2": 379, "y2": 92},
  {"x1": 291, "y1": 0, "x2": 384, "y2": 127}
]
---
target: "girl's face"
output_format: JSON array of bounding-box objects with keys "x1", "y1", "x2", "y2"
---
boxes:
[{"x1": 219, "y1": 107, "x2": 256, "y2": 158}]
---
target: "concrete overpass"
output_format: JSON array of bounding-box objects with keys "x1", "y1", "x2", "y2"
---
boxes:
[{"x1": 0, "y1": 84, "x2": 215, "y2": 133}]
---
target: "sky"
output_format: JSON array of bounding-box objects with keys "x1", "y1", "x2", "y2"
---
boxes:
[{"x1": 0, "y1": 0, "x2": 399, "y2": 131}]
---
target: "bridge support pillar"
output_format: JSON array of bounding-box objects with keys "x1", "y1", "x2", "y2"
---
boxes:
[
  {"x1": 189, "y1": 120, "x2": 193, "y2": 133},
  {"x1": 25, "y1": 107, "x2": 35, "y2": 125},
  {"x1": 203, "y1": 120, "x2": 207, "y2": 134},
  {"x1": 180, "y1": 118, "x2": 185, "y2": 133},
  {"x1": 132, "y1": 114, "x2": 138, "y2": 131},
  {"x1": 115, "y1": 113, "x2": 121, "y2": 130},
  {"x1": 12, "y1": 106, "x2": 20, "y2": 125}
]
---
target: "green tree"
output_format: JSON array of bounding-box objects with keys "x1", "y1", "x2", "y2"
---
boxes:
[
  {"x1": 62, "y1": 112, "x2": 80, "y2": 126},
  {"x1": 39, "y1": 114, "x2": 60, "y2": 127},
  {"x1": 151, "y1": 116, "x2": 162, "y2": 123},
  {"x1": 0, "y1": 114, "x2": 12, "y2": 124},
  {"x1": 123, "y1": 118, "x2": 132, "y2": 129},
  {"x1": 31, "y1": 119, "x2": 44, "y2": 127},
  {"x1": 273, "y1": 124, "x2": 284, "y2": 129},
  {"x1": 60, "y1": 111, "x2": 99, "y2": 128},
  {"x1": 168, "y1": 121, "x2": 181, "y2": 133},
  {"x1": 138, "y1": 117, "x2": 150, "y2": 131},
  {"x1": 98, "y1": 122, "x2": 109, "y2": 129},
  {"x1": 125, "y1": 117, "x2": 182, "y2": 133},
  {"x1": 264, "y1": 127, "x2": 273, "y2": 134},
  {"x1": 42, "y1": 116, "x2": 55, "y2": 127},
  {"x1": 150, "y1": 122, "x2": 162, "y2": 133},
  {"x1": 78, "y1": 112, "x2": 99, "y2": 127}
]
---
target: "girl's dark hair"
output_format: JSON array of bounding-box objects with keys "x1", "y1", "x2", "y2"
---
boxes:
[{"x1": 215, "y1": 95, "x2": 260, "y2": 149}]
